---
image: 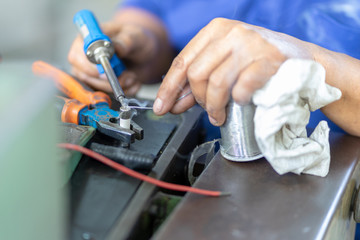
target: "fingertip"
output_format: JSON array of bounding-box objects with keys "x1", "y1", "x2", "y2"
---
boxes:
[
  {"x1": 208, "y1": 112, "x2": 226, "y2": 126},
  {"x1": 153, "y1": 98, "x2": 164, "y2": 115},
  {"x1": 208, "y1": 115, "x2": 219, "y2": 126}
]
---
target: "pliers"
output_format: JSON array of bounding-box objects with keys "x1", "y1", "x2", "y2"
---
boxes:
[{"x1": 32, "y1": 61, "x2": 143, "y2": 145}]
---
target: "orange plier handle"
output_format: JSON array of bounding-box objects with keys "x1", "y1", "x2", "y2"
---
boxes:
[
  {"x1": 55, "y1": 96, "x2": 87, "y2": 124},
  {"x1": 32, "y1": 60, "x2": 111, "y2": 106}
]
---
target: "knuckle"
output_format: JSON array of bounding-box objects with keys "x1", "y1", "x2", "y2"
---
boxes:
[
  {"x1": 230, "y1": 24, "x2": 246, "y2": 36},
  {"x1": 228, "y1": 24, "x2": 254, "y2": 40},
  {"x1": 171, "y1": 55, "x2": 186, "y2": 70},
  {"x1": 209, "y1": 73, "x2": 225, "y2": 89},
  {"x1": 187, "y1": 65, "x2": 206, "y2": 82},
  {"x1": 207, "y1": 17, "x2": 228, "y2": 30},
  {"x1": 209, "y1": 72, "x2": 232, "y2": 95},
  {"x1": 232, "y1": 85, "x2": 251, "y2": 104},
  {"x1": 232, "y1": 91, "x2": 246, "y2": 104},
  {"x1": 238, "y1": 73, "x2": 265, "y2": 101},
  {"x1": 239, "y1": 73, "x2": 257, "y2": 91}
]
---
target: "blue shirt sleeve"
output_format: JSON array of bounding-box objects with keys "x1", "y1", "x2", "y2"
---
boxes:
[
  {"x1": 116, "y1": 0, "x2": 358, "y2": 134},
  {"x1": 119, "y1": 0, "x2": 162, "y2": 18}
]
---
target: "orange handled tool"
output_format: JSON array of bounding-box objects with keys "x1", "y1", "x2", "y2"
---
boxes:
[
  {"x1": 55, "y1": 96, "x2": 87, "y2": 124},
  {"x1": 32, "y1": 60, "x2": 111, "y2": 106},
  {"x1": 32, "y1": 60, "x2": 143, "y2": 144}
]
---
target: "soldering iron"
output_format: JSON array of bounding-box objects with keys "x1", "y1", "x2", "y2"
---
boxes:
[{"x1": 73, "y1": 9, "x2": 128, "y2": 109}]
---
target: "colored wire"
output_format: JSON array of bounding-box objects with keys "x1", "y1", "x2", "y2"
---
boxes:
[{"x1": 58, "y1": 143, "x2": 228, "y2": 197}]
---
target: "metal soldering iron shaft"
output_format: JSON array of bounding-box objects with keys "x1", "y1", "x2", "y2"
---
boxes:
[{"x1": 99, "y1": 55, "x2": 127, "y2": 107}]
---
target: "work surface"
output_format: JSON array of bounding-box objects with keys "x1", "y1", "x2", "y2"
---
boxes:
[
  {"x1": 69, "y1": 106, "x2": 204, "y2": 240},
  {"x1": 155, "y1": 132, "x2": 360, "y2": 240}
]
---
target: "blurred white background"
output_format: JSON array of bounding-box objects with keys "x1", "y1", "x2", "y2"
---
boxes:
[{"x1": 0, "y1": 0, "x2": 121, "y2": 68}]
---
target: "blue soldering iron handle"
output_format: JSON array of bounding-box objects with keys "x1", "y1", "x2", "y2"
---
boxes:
[
  {"x1": 73, "y1": 9, "x2": 109, "y2": 51},
  {"x1": 73, "y1": 9, "x2": 125, "y2": 77}
]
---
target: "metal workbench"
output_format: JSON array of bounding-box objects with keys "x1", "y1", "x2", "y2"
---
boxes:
[
  {"x1": 155, "y1": 131, "x2": 360, "y2": 240},
  {"x1": 69, "y1": 105, "x2": 205, "y2": 240}
]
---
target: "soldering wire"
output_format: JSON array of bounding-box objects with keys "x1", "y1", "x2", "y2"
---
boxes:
[{"x1": 58, "y1": 143, "x2": 229, "y2": 197}]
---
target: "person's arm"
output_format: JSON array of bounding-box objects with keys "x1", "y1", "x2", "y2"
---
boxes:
[
  {"x1": 311, "y1": 45, "x2": 360, "y2": 136},
  {"x1": 153, "y1": 18, "x2": 360, "y2": 136},
  {"x1": 68, "y1": 7, "x2": 174, "y2": 95}
]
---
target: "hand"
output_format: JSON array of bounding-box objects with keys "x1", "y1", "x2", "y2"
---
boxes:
[
  {"x1": 68, "y1": 21, "x2": 159, "y2": 96},
  {"x1": 154, "y1": 18, "x2": 311, "y2": 126}
]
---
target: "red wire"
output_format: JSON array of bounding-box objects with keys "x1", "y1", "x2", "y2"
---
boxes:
[{"x1": 58, "y1": 143, "x2": 225, "y2": 197}]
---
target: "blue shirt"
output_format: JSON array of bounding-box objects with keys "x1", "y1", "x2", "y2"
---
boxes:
[{"x1": 120, "y1": 0, "x2": 360, "y2": 133}]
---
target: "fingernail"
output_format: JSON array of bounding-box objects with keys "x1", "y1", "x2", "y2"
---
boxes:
[
  {"x1": 153, "y1": 98, "x2": 163, "y2": 113},
  {"x1": 209, "y1": 116, "x2": 219, "y2": 126}
]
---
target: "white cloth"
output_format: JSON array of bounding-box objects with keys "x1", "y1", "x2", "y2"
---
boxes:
[{"x1": 252, "y1": 59, "x2": 342, "y2": 177}]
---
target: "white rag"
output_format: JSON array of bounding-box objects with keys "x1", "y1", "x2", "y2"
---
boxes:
[{"x1": 252, "y1": 59, "x2": 342, "y2": 177}]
